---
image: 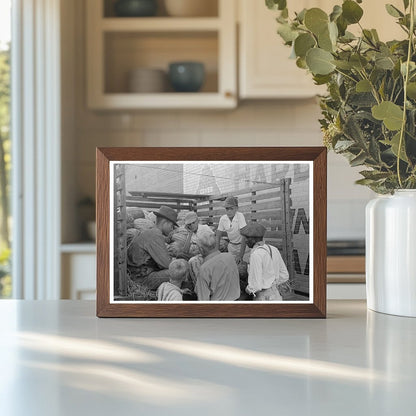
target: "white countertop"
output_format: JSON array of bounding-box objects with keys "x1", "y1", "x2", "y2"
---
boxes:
[{"x1": 0, "y1": 300, "x2": 415, "y2": 415}]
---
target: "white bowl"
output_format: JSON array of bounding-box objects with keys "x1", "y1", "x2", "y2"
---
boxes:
[
  {"x1": 164, "y1": 0, "x2": 218, "y2": 17},
  {"x1": 128, "y1": 68, "x2": 167, "y2": 93}
]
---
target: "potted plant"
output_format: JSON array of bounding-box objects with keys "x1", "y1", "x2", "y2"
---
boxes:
[{"x1": 266, "y1": 0, "x2": 416, "y2": 316}]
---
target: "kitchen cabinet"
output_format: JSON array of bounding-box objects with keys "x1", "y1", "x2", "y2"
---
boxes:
[
  {"x1": 61, "y1": 245, "x2": 96, "y2": 300},
  {"x1": 238, "y1": 0, "x2": 404, "y2": 99},
  {"x1": 86, "y1": 0, "x2": 237, "y2": 109},
  {"x1": 238, "y1": 0, "x2": 325, "y2": 99}
]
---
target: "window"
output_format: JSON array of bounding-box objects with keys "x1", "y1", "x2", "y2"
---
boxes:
[{"x1": 0, "y1": 0, "x2": 11, "y2": 298}]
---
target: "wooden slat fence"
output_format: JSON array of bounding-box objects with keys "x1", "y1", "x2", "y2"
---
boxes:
[
  {"x1": 115, "y1": 176, "x2": 303, "y2": 297},
  {"x1": 196, "y1": 178, "x2": 296, "y2": 286},
  {"x1": 114, "y1": 164, "x2": 127, "y2": 297}
]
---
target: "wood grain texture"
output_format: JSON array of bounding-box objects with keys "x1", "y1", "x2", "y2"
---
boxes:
[
  {"x1": 96, "y1": 147, "x2": 327, "y2": 318},
  {"x1": 327, "y1": 256, "x2": 365, "y2": 274},
  {"x1": 313, "y1": 147, "x2": 327, "y2": 318}
]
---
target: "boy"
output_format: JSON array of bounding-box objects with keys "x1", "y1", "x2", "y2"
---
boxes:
[
  {"x1": 157, "y1": 259, "x2": 189, "y2": 301},
  {"x1": 215, "y1": 196, "x2": 248, "y2": 264}
]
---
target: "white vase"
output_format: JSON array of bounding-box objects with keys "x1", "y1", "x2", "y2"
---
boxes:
[{"x1": 366, "y1": 190, "x2": 416, "y2": 317}]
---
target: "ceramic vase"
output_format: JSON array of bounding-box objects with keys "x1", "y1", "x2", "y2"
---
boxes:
[{"x1": 366, "y1": 190, "x2": 416, "y2": 317}]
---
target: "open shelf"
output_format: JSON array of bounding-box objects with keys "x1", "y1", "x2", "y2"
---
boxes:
[
  {"x1": 103, "y1": 0, "x2": 219, "y2": 18},
  {"x1": 86, "y1": 0, "x2": 236, "y2": 109},
  {"x1": 101, "y1": 17, "x2": 221, "y2": 31},
  {"x1": 104, "y1": 31, "x2": 218, "y2": 94}
]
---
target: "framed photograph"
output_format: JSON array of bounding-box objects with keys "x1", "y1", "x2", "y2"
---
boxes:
[{"x1": 96, "y1": 147, "x2": 327, "y2": 318}]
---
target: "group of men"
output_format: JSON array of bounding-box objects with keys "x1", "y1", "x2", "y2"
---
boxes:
[{"x1": 125, "y1": 196, "x2": 289, "y2": 301}]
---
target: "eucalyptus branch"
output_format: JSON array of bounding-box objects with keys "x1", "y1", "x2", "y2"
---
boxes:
[
  {"x1": 334, "y1": 68, "x2": 359, "y2": 84},
  {"x1": 397, "y1": 0, "x2": 415, "y2": 188},
  {"x1": 390, "y1": 79, "x2": 398, "y2": 101},
  {"x1": 358, "y1": 69, "x2": 381, "y2": 104}
]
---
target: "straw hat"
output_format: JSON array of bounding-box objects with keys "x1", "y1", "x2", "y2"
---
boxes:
[{"x1": 154, "y1": 205, "x2": 178, "y2": 227}]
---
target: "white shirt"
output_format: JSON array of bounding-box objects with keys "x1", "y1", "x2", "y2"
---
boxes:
[
  {"x1": 246, "y1": 242, "x2": 289, "y2": 294},
  {"x1": 217, "y1": 212, "x2": 247, "y2": 244}
]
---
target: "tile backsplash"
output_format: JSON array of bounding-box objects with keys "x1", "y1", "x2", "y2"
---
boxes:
[{"x1": 72, "y1": 99, "x2": 374, "y2": 241}]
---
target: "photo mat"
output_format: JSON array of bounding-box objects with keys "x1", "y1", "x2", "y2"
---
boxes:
[{"x1": 110, "y1": 161, "x2": 313, "y2": 304}]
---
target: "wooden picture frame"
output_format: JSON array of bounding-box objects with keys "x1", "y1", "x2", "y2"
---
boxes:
[{"x1": 96, "y1": 147, "x2": 327, "y2": 318}]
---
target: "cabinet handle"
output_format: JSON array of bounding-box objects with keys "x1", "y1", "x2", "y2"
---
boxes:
[{"x1": 225, "y1": 91, "x2": 234, "y2": 99}]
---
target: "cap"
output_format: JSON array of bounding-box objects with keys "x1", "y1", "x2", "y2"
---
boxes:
[
  {"x1": 240, "y1": 222, "x2": 266, "y2": 238},
  {"x1": 224, "y1": 196, "x2": 238, "y2": 208},
  {"x1": 184, "y1": 211, "x2": 198, "y2": 225}
]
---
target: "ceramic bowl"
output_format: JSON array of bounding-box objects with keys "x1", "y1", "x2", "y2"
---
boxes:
[
  {"x1": 168, "y1": 62, "x2": 205, "y2": 92},
  {"x1": 128, "y1": 68, "x2": 167, "y2": 93},
  {"x1": 114, "y1": 0, "x2": 158, "y2": 17},
  {"x1": 164, "y1": 0, "x2": 217, "y2": 17}
]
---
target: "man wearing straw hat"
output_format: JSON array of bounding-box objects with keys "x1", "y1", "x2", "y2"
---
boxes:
[{"x1": 127, "y1": 205, "x2": 178, "y2": 297}]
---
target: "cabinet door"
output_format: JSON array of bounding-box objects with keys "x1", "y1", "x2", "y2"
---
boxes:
[
  {"x1": 62, "y1": 253, "x2": 96, "y2": 300},
  {"x1": 239, "y1": 0, "x2": 404, "y2": 99},
  {"x1": 239, "y1": 0, "x2": 326, "y2": 99}
]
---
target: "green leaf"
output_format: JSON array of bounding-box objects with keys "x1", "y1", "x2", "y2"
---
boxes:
[
  {"x1": 350, "y1": 54, "x2": 368, "y2": 70},
  {"x1": 385, "y1": 4, "x2": 404, "y2": 18},
  {"x1": 344, "y1": 114, "x2": 367, "y2": 147},
  {"x1": 294, "y1": 33, "x2": 316, "y2": 58},
  {"x1": 372, "y1": 101, "x2": 404, "y2": 131},
  {"x1": 328, "y1": 21, "x2": 338, "y2": 45},
  {"x1": 350, "y1": 152, "x2": 368, "y2": 167},
  {"x1": 363, "y1": 29, "x2": 376, "y2": 46},
  {"x1": 306, "y1": 48, "x2": 336, "y2": 75},
  {"x1": 336, "y1": 15, "x2": 348, "y2": 36},
  {"x1": 407, "y1": 82, "x2": 416, "y2": 99},
  {"x1": 333, "y1": 60, "x2": 352, "y2": 70},
  {"x1": 342, "y1": 0, "x2": 364, "y2": 24},
  {"x1": 266, "y1": 0, "x2": 287, "y2": 11},
  {"x1": 360, "y1": 170, "x2": 391, "y2": 181},
  {"x1": 318, "y1": 27, "x2": 334, "y2": 52},
  {"x1": 375, "y1": 56, "x2": 395, "y2": 70},
  {"x1": 403, "y1": 0, "x2": 410, "y2": 10},
  {"x1": 339, "y1": 31, "x2": 356, "y2": 43},
  {"x1": 304, "y1": 8, "x2": 329, "y2": 35},
  {"x1": 401, "y1": 61, "x2": 416, "y2": 76},
  {"x1": 371, "y1": 29, "x2": 380, "y2": 42},
  {"x1": 334, "y1": 140, "x2": 355, "y2": 151},
  {"x1": 388, "y1": 132, "x2": 409, "y2": 162},
  {"x1": 296, "y1": 57, "x2": 308, "y2": 69},
  {"x1": 355, "y1": 178, "x2": 378, "y2": 186},
  {"x1": 296, "y1": 8, "x2": 307, "y2": 23},
  {"x1": 313, "y1": 74, "x2": 332, "y2": 85},
  {"x1": 330, "y1": 5, "x2": 342, "y2": 22},
  {"x1": 277, "y1": 23, "x2": 299, "y2": 43},
  {"x1": 369, "y1": 136, "x2": 382, "y2": 163},
  {"x1": 356, "y1": 79, "x2": 372, "y2": 92}
]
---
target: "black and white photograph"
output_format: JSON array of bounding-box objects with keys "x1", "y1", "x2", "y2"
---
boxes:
[{"x1": 110, "y1": 161, "x2": 312, "y2": 303}]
